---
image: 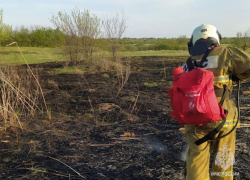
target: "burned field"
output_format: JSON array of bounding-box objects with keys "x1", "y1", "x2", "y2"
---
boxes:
[{"x1": 0, "y1": 56, "x2": 250, "y2": 180}]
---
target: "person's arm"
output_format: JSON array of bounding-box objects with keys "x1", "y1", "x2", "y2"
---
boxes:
[{"x1": 228, "y1": 47, "x2": 250, "y2": 81}]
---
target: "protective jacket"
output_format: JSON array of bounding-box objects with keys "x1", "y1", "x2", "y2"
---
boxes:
[
  {"x1": 183, "y1": 46, "x2": 250, "y2": 128},
  {"x1": 184, "y1": 46, "x2": 250, "y2": 180}
]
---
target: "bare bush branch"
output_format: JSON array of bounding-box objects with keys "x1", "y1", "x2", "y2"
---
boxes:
[
  {"x1": 51, "y1": 7, "x2": 101, "y2": 64},
  {"x1": 103, "y1": 10, "x2": 127, "y2": 62},
  {"x1": 116, "y1": 57, "x2": 131, "y2": 98}
]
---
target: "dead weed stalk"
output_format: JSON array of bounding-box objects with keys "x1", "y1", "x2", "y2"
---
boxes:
[
  {"x1": 88, "y1": 97, "x2": 98, "y2": 125},
  {"x1": 130, "y1": 86, "x2": 140, "y2": 115},
  {"x1": 75, "y1": 68, "x2": 91, "y2": 92},
  {"x1": 116, "y1": 57, "x2": 131, "y2": 98},
  {"x1": 46, "y1": 156, "x2": 86, "y2": 179}
]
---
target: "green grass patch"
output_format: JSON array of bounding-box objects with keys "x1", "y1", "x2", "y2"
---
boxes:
[
  {"x1": 102, "y1": 73, "x2": 110, "y2": 78},
  {"x1": 0, "y1": 47, "x2": 190, "y2": 66},
  {"x1": 0, "y1": 50, "x2": 39, "y2": 55},
  {"x1": 143, "y1": 82, "x2": 158, "y2": 87},
  {"x1": 0, "y1": 46, "x2": 65, "y2": 65},
  {"x1": 123, "y1": 50, "x2": 189, "y2": 57}
]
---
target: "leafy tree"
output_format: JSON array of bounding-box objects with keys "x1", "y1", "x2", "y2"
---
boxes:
[
  {"x1": 0, "y1": 9, "x2": 3, "y2": 35},
  {"x1": 1, "y1": 24, "x2": 13, "y2": 46},
  {"x1": 0, "y1": 10, "x2": 13, "y2": 46},
  {"x1": 29, "y1": 26, "x2": 65, "y2": 47},
  {"x1": 13, "y1": 26, "x2": 31, "y2": 46}
]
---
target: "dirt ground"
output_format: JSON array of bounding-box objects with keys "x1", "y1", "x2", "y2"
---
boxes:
[{"x1": 0, "y1": 56, "x2": 250, "y2": 180}]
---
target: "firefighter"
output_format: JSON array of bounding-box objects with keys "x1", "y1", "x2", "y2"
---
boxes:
[{"x1": 184, "y1": 24, "x2": 250, "y2": 180}]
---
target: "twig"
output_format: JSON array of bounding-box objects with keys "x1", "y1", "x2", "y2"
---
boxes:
[
  {"x1": 116, "y1": 58, "x2": 130, "y2": 98},
  {"x1": 16, "y1": 167, "x2": 73, "y2": 178},
  {"x1": 130, "y1": 84, "x2": 140, "y2": 114},
  {"x1": 162, "y1": 60, "x2": 167, "y2": 84},
  {"x1": 88, "y1": 97, "x2": 97, "y2": 125},
  {"x1": 46, "y1": 156, "x2": 86, "y2": 179},
  {"x1": 75, "y1": 68, "x2": 91, "y2": 91}
]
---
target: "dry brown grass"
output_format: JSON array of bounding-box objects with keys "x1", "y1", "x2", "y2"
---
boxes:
[
  {"x1": 0, "y1": 66, "x2": 40, "y2": 131},
  {"x1": 0, "y1": 42, "x2": 50, "y2": 132},
  {"x1": 115, "y1": 57, "x2": 131, "y2": 98},
  {"x1": 89, "y1": 58, "x2": 116, "y2": 72},
  {"x1": 74, "y1": 56, "x2": 131, "y2": 99},
  {"x1": 243, "y1": 91, "x2": 250, "y2": 95}
]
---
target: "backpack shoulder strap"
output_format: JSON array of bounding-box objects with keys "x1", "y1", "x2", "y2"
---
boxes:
[
  {"x1": 186, "y1": 48, "x2": 213, "y2": 71},
  {"x1": 198, "y1": 48, "x2": 213, "y2": 67},
  {"x1": 186, "y1": 47, "x2": 213, "y2": 71},
  {"x1": 186, "y1": 57, "x2": 194, "y2": 71},
  {"x1": 195, "y1": 70, "x2": 241, "y2": 146}
]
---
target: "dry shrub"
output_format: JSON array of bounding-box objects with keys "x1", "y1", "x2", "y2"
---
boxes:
[
  {"x1": 74, "y1": 55, "x2": 130, "y2": 101},
  {"x1": 89, "y1": 58, "x2": 115, "y2": 72},
  {"x1": 115, "y1": 57, "x2": 131, "y2": 97},
  {"x1": 0, "y1": 65, "x2": 41, "y2": 131},
  {"x1": 88, "y1": 56, "x2": 131, "y2": 97}
]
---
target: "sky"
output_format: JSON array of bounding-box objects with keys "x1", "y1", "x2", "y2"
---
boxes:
[{"x1": 1, "y1": 0, "x2": 250, "y2": 38}]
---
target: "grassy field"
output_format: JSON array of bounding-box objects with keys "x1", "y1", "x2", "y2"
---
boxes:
[
  {"x1": 122, "y1": 50, "x2": 189, "y2": 57},
  {"x1": 0, "y1": 44, "x2": 242, "y2": 65},
  {"x1": 0, "y1": 46, "x2": 190, "y2": 65},
  {"x1": 0, "y1": 46, "x2": 65, "y2": 65}
]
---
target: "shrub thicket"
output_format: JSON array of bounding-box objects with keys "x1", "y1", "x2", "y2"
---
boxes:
[
  {"x1": 1, "y1": 26, "x2": 249, "y2": 52},
  {"x1": 121, "y1": 37, "x2": 189, "y2": 51},
  {"x1": 12, "y1": 27, "x2": 65, "y2": 47},
  {"x1": 0, "y1": 8, "x2": 249, "y2": 51}
]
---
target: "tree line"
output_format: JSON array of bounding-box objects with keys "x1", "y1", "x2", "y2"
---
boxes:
[
  {"x1": 1, "y1": 26, "x2": 65, "y2": 47},
  {"x1": 0, "y1": 8, "x2": 249, "y2": 63}
]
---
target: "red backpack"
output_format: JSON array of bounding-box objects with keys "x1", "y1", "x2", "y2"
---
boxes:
[{"x1": 168, "y1": 50, "x2": 227, "y2": 126}]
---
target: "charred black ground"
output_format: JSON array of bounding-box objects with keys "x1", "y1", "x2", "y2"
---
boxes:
[{"x1": 0, "y1": 56, "x2": 249, "y2": 180}]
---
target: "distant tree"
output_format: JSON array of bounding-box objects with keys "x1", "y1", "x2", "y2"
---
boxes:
[
  {"x1": 177, "y1": 35, "x2": 188, "y2": 44},
  {"x1": 30, "y1": 26, "x2": 45, "y2": 46},
  {"x1": 11, "y1": 26, "x2": 65, "y2": 47},
  {"x1": 0, "y1": 9, "x2": 3, "y2": 35},
  {"x1": 103, "y1": 11, "x2": 127, "y2": 61},
  {"x1": 13, "y1": 26, "x2": 31, "y2": 46},
  {"x1": 29, "y1": 26, "x2": 65, "y2": 47},
  {"x1": 236, "y1": 32, "x2": 242, "y2": 38},
  {"x1": 51, "y1": 28, "x2": 65, "y2": 47},
  {"x1": 51, "y1": 7, "x2": 101, "y2": 64},
  {"x1": 244, "y1": 30, "x2": 250, "y2": 38},
  {"x1": 1, "y1": 24, "x2": 13, "y2": 46},
  {"x1": 235, "y1": 32, "x2": 243, "y2": 46},
  {"x1": 0, "y1": 10, "x2": 13, "y2": 46}
]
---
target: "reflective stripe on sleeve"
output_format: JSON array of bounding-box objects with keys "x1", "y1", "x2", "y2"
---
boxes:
[
  {"x1": 206, "y1": 119, "x2": 239, "y2": 128},
  {"x1": 213, "y1": 76, "x2": 230, "y2": 83}
]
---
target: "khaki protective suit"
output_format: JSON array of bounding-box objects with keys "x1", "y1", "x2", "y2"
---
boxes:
[{"x1": 183, "y1": 46, "x2": 250, "y2": 180}]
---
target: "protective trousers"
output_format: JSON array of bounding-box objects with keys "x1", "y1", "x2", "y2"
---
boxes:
[{"x1": 185, "y1": 125, "x2": 236, "y2": 180}]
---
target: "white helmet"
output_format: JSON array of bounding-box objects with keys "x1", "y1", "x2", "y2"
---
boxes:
[{"x1": 188, "y1": 24, "x2": 222, "y2": 55}]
